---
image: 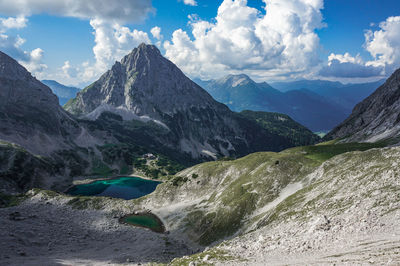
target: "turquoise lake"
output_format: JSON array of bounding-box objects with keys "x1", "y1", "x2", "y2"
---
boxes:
[{"x1": 66, "y1": 177, "x2": 161, "y2": 200}]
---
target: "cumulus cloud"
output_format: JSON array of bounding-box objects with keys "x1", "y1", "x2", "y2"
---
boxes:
[
  {"x1": 319, "y1": 60, "x2": 383, "y2": 78},
  {"x1": 89, "y1": 19, "x2": 150, "y2": 76},
  {"x1": 62, "y1": 60, "x2": 77, "y2": 78},
  {"x1": 0, "y1": 0, "x2": 153, "y2": 23},
  {"x1": 151, "y1": 26, "x2": 162, "y2": 40},
  {"x1": 21, "y1": 48, "x2": 48, "y2": 74},
  {"x1": 52, "y1": 19, "x2": 151, "y2": 85},
  {"x1": 182, "y1": 0, "x2": 197, "y2": 6},
  {"x1": 320, "y1": 16, "x2": 400, "y2": 79},
  {"x1": 0, "y1": 27, "x2": 47, "y2": 77},
  {"x1": 319, "y1": 56, "x2": 383, "y2": 78},
  {"x1": 365, "y1": 16, "x2": 400, "y2": 74},
  {"x1": 164, "y1": 0, "x2": 325, "y2": 80},
  {"x1": 0, "y1": 16, "x2": 27, "y2": 32}
]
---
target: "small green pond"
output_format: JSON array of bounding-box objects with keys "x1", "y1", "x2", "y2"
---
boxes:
[
  {"x1": 66, "y1": 176, "x2": 161, "y2": 200},
  {"x1": 120, "y1": 213, "x2": 165, "y2": 233}
]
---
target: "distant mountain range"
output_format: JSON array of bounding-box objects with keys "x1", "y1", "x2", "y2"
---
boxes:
[
  {"x1": 197, "y1": 75, "x2": 384, "y2": 132},
  {"x1": 196, "y1": 74, "x2": 349, "y2": 132},
  {"x1": 271, "y1": 79, "x2": 385, "y2": 114},
  {"x1": 41, "y1": 70, "x2": 384, "y2": 134},
  {"x1": 41, "y1": 80, "x2": 80, "y2": 106}
]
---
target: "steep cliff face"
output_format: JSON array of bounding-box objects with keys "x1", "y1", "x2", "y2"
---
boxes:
[
  {"x1": 65, "y1": 43, "x2": 298, "y2": 159},
  {"x1": 0, "y1": 51, "x2": 106, "y2": 192},
  {"x1": 0, "y1": 51, "x2": 83, "y2": 155},
  {"x1": 326, "y1": 68, "x2": 400, "y2": 142}
]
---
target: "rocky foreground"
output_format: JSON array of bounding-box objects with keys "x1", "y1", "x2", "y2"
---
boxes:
[
  {"x1": 1, "y1": 145, "x2": 400, "y2": 265},
  {"x1": 0, "y1": 190, "x2": 194, "y2": 266}
]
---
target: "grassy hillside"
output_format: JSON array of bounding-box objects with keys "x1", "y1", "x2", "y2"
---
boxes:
[
  {"x1": 239, "y1": 110, "x2": 320, "y2": 146},
  {"x1": 141, "y1": 140, "x2": 388, "y2": 245},
  {"x1": 3, "y1": 140, "x2": 399, "y2": 264}
]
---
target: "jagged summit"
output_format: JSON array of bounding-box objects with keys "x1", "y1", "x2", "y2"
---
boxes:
[
  {"x1": 66, "y1": 43, "x2": 218, "y2": 119},
  {"x1": 326, "y1": 67, "x2": 400, "y2": 142},
  {"x1": 65, "y1": 43, "x2": 299, "y2": 159}
]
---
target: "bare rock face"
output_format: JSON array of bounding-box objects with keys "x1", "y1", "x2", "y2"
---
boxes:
[
  {"x1": 326, "y1": 68, "x2": 400, "y2": 142},
  {"x1": 65, "y1": 43, "x2": 293, "y2": 159},
  {"x1": 0, "y1": 51, "x2": 82, "y2": 155}
]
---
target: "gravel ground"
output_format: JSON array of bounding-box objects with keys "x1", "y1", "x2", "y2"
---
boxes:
[{"x1": 0, "y1": 195, "x2": 194, "y2": 266}]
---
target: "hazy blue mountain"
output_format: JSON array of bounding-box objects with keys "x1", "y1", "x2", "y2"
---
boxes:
[
  {"x1": 271, "y1": 79, "x2": 344, "y2": 92},
  {"x1": 198, "y1": 74, "x2": 284, "y2": 112},
  {"x1": 282, "y1": 89, "x2": 347, "y2": 132},
  {"x1": 41, "y1": 80, "x2": 80, "y2": 106},
  {"x1": 271, "y1": 79, "x2": 385, "y2": 113},
  {"x1": 199, "y1": 75, "x2": 347, "y2": 132}
]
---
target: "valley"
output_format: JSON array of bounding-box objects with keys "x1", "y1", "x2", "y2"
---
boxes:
[{"x1": 1, "y1": 41, "x2": 400, "y2": 266}]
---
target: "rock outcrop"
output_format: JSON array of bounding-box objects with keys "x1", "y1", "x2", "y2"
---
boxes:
[{"x1": 326, "y1": 68, "x2": 400, "y2": 142}]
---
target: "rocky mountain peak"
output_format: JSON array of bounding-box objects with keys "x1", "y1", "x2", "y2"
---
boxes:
[
  {"x1": 66, "y1": 43, "x2": 219, "y2": 119},
  {"x1": 218, "y1": 74, "x2": 254, "y2": 87},
  {"x1": 0, "y1": 51, "x2": 31, "y2": 81},
  {"x1": 65, "y1": 44, "x2": 300, "y2": 160}
]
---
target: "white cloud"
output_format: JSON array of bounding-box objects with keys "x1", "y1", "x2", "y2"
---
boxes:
[
  {"x1": 0, "y1": 29, "x2": 47, "y2": 77},
  {"x1": 62, "y1": 60, "x2": 77, "y2": 78},
  {"x1": 151, "y1": 26, "x2": 162, "y2": 40},
  {"x1": 320, "y1": 16, "x2": 400, "y2": 79},
  {"x1": 364, "y1": 16, "x2": 400, "y2": 74},
  {"x1": 183, "y1": 0, "x2": 197, "y2": 6},
  {"x1": 319, "y1": 53, "x2": 383, "y2": 78},
  {"x1": 0, "y1": 0, "x2": 153, "y2": 23},
  {"x1": 0, "y1": 16, "x2": 27, "y2": 32},
  {"x1": 20, "y1": 48, "x2": 48, "y2": 76},
  {"x1": 328, "y1": 53, "x2": 363, "y2": 65},
  {"x1": 89, "y1": 19, "x2": 150, "y2": 76},
  {"x1": 164, "y1": 0, "x2": 325, "y2": 80},
  {"x1": 50, "y1": 19, "x2": 151, "y2": 85}
]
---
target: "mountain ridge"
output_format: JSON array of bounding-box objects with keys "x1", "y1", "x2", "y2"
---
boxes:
[
  {"x1": 65, "y1": 43, "x2": 315, "y2": 160},
  {"x1": 199, "y1": 74, "x2": 347, "y2": 131},
  {"x1": 326, "y1": 68, "x2": 400, "y2": 142}
]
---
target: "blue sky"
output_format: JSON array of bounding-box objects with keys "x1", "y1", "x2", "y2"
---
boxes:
[{"x1": 0, "y1": 0, "x2": 399, "y2": 87}]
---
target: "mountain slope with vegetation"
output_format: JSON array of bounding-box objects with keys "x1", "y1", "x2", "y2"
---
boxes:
[
  {"x1": 239, "y1": 110, "x2": 320, "y2": 146},
  {"x1": 2, "y1": 141, "x2": 398, "y2": 265}
]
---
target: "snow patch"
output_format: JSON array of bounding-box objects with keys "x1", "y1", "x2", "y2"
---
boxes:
[
  {"x1": 179, "y1": 138, "x2": 218, "y2": 159},
  {"x1": 232, "y1": 77, "x2": 247, "y2": 87},
  {"x1": 83, "y1": 104, "x2": 170, "y2": 130}
]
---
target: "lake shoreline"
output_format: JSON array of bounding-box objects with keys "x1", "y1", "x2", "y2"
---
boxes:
[
  {"x1": 63, "y1": 174, "x2": 163, "y2": 194},
  {"x1": 119, "y1": 212, "x2": 166, "y2": 233}
]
